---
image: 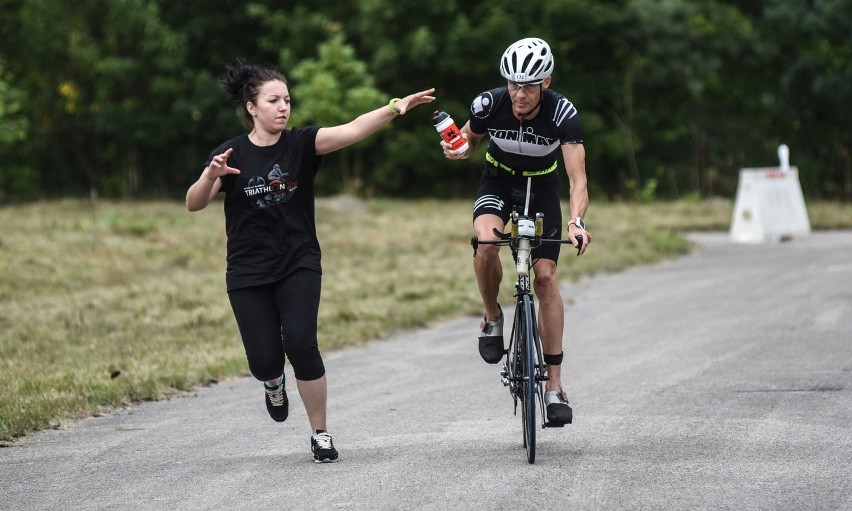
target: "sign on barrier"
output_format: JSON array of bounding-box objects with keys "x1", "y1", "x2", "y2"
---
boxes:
[{"x1": 729, "y1": 145, "x2": 811, "y2": 243}]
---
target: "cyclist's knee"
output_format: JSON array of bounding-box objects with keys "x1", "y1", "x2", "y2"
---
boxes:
[
  {"x1": 474, "y1": 215, "x2": 504, "y2": 241},
  {"x1": 533, "y1": 262, "x2": 557, "y2": 283},
  {"x1": 475, "y1": 242, "x2": 501, "y2": 260},
  {"x1": 533, "y1": 267, "x2": 559, "y2": 294}
]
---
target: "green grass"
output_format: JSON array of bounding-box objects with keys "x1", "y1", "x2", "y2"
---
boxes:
[{"x1": 1, "y1": 197, "x2": 849, "y2": 442}]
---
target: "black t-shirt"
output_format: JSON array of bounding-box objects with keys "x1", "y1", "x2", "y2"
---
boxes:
[
  {"x1": 467, "y1": 87, "x2": 583, "y2": 173},
  {"x1": 204, "y1": 128, "x2": 322, "y2": 291}
]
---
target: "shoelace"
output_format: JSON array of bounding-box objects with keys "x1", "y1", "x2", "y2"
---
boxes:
[
  {"x1": 313, "y1": 433, "x2": 334, "y2": 450},
  {"x1": 265, "y1": 385, "x2": 285, "y2": 406}
]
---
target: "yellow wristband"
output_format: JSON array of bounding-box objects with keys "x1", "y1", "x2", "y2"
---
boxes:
[{"x1": 388, "y1": 97, "x2": 402, "y2": 116}]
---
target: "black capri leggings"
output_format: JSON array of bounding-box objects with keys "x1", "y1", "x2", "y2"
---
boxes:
[{"x1": 227, "y1": 268, "x2": 325, "y2": 382}]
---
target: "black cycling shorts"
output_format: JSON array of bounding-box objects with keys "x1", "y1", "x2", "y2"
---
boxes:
[{"x1": 472, "y1": 170, "x2": 563, "y2": 263}]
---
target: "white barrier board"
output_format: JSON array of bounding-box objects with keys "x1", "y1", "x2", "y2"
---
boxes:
[{"x1": 729, "y1": 167, "x2": 811, "y2": 243}]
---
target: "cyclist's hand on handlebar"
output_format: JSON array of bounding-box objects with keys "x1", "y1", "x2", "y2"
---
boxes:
[{"x1": 568, "y1": 224, "x2": 591, "y2": 256}]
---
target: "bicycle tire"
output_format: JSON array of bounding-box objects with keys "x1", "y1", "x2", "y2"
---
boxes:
[
  {"x1": 520, "y1": 295, "x2": 537, "y2": 464},
  {"x1": 510, "y1": 304, "x2": 525, "y2": 448}
]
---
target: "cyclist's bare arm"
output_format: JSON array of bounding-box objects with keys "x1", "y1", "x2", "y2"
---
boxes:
[
  {"x1": 442, "y1": 121, "x2": 484, "y2": 159},
  {"x1": 186, "y1": 147, "x2": 236, "y2": 211},
  {"x1": 562, "y1": 142, "x2": 591, "y2": 254}
]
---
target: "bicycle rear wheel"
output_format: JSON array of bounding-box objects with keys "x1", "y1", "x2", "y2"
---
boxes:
[{"x1": 519, "y1": 295, "x2": 537, "y2": 464}]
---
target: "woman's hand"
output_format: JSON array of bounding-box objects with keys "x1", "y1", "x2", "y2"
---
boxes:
[
  {"x1": 394, "y1": 88, "x2": 436, "y2": 115},
  {"x1": 187, "y1": 147, "x2": 239, "y2": 211},
  {"x1": 206, "y1": 147, "x2": 240, "y2": 180}
]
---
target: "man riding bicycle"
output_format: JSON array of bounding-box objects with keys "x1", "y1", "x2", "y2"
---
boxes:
[{"x1": 441, "y1": 37, "x2": 591, "y2": 426}]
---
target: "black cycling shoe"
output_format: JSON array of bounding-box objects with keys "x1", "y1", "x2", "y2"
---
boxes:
[
  {"x1": 478, "y1": 305, "x2": 505, "y2": 364},
  {"x1": 544, "y1": 388, "x2": 573, "y2": 425}
]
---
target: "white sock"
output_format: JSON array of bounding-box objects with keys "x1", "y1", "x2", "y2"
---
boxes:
[{"x1": 264, "y1": 375, "x2": 283, "y2": 388}]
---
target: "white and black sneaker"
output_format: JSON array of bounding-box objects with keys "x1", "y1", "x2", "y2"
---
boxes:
[
  {"x1": 311, "y1": 432, "x2": 339, "y2": 463},
  {"x1": 478, "y1": 304, "x2": 505, "y2": 364},
  {"x1": 263, "y1": 375, "x2": 288, "y2": 423}
]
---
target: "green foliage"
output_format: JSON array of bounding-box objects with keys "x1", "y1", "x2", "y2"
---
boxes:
[
  {"x1": 0, "y1": 0, "x2": 850, "y2": 201},
  {"x1": 288, "y1": 33, "x2": 389, "y2": 193},
  {"x1": 0, "y1": 59, "x2": 30, "y2": 202},
  {"x1": 0, "y1": 60, "x2": 27, "y2": 145},
  {"x1": 0, "y1": 0, "x2": 190, "y2": 197},
  {"x1": 289, "y1": 34, "x2": 387, "y2": 127},
  {"x1": 760, "y1": 0, "x2": 852, "y2": 200}
]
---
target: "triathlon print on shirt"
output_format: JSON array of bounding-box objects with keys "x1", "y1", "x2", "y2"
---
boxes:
[{"x1": 243, "y1": 164, "x2": 299, "y2": 209}]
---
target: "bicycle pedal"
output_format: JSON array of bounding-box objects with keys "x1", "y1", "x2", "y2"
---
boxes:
[{"x1": 544, "y1": 421, "x2": 567, "y2": 428}]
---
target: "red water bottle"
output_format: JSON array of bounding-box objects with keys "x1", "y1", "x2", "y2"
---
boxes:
[{"x1": 433, "y1": 110, "x2": 469, "y2": 153}]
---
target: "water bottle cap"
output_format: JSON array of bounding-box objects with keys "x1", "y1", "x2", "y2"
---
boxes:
[{"x1": 432, "y1": 110, "x2": 448, "y2": 125}]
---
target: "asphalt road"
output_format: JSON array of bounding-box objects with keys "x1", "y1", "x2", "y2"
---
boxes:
[{"x1": 2, "y1": 232, "x2": 851, "y2": 510}]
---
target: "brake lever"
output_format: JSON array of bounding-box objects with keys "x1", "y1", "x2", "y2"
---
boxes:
[{"x1": 574, "y1": 234, "x2": 584, "y2": 256}]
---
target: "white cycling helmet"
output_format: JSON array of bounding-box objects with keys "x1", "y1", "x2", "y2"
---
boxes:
[{"x1": 499, "y1": 37, "x2": 554, "y2": 83}]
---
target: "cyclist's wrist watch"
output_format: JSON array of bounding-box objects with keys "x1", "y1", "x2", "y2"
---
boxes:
[{"x1": 568, "y1": 217, "x2": 585, "y2": 230}]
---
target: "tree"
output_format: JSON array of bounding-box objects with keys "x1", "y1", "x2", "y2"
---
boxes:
[
  {"x1": 287, "y1": 33, "x2": 388, "y2": 194},
  {"x1": 0, "y1": 61, "x2": 26, "y2": 145},
  {"x1": 761, "y1": 0, "x2": 852, "y2": 199},
  {"x1": 0, "y1": 0, "x2": 849, "y2": 202},
  {"x1": 1, "y1": 0, "x2": 188, "y2": 197},
  {"x1": 0, "y1": 58, "x2": 31, "y2": 201}
]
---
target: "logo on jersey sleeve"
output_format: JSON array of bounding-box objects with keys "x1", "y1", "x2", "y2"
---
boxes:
[
  {"x1": 553, "y1": 98, "x2": 577, "y2": 127},
  {"x1": 244, "y1": 164, "x2": 298, "y2": 209},
  {"x1": 471, "y1": 91, "x2": 494, "y2": 119}
]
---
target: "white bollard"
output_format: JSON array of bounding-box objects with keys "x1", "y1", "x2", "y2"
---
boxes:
[
  {"x1": 778, "y1": 144, "x2": 790, "y2": 172},
  {"x1": 729, "y1": 144, "x2": 811, "y2": 243}
]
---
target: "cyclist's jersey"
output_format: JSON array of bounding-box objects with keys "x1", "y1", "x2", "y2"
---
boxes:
[{"x1": 467, "y1": 87, "x2": 583, "y2": 175}]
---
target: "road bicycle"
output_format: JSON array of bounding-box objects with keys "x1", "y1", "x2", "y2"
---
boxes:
[{"x1": 470, "y1": 178, "x2": 582, "y2": 464}]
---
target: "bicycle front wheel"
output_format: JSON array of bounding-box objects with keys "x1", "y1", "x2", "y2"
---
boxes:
[{"x1": 519, "y1": 295, "x2": 537, "y2": 464}]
